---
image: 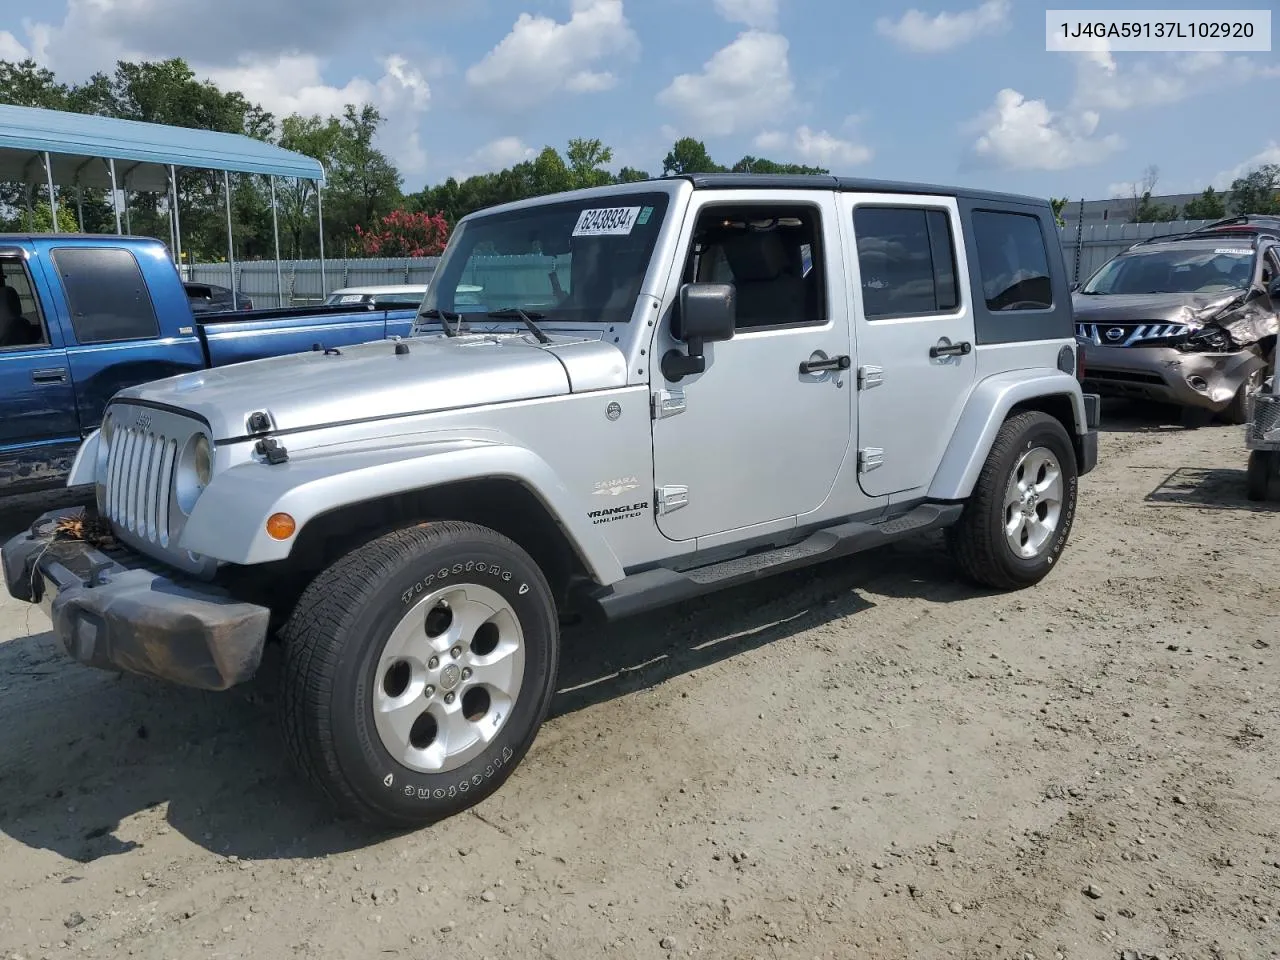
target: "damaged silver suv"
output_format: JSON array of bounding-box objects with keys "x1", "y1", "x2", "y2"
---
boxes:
[{"x1": 1074, "y1": 216, "x2": 1280, "y2": 425}]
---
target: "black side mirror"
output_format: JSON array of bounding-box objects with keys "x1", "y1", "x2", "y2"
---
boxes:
[{"x1": 661, "y1": 282, "x2": 736, "y2": 382}]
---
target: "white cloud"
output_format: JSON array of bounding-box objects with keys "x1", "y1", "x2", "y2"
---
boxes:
[
  {"x1": 465, "y1": 0, "x2": 639, "y2": 110},
  {"x1": 202, "y1": 53, "x2": 434, "y2": 176},
  {"x1": 461, "y1": 136, "x2": 538, "y2": 177},
  {"x1": 713, "y1": 0, "x2": 778, "y2": 30},
  {"x1": 657, "y1": 30, "x2": 794, "y2": 138},
  {"x1": 22, "y1": 0, "x2": 441, "y2": 72},
  {"x1": 875, "y1": 0, "x2": 1009, "y2": 53},
  {"x1": 1212, "y1": 142, "x2": 1280, "y2": 190},
  {"x1": 969, "y1": 88, "x2": 1123, "y2": 171},
  {"x1": 753, "y1": 125, "x2": 872, "y2": 167},
  {"x1": 1073, "y1": 49, "x2": 1280, "y2": 113},
  {"x1": 0, "y1": 29, "x2": 29, "y2": 60}
]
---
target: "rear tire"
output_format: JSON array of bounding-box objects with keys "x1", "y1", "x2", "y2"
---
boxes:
[
  {"x1": 1246, "y1": 450, "x2": 1274, "y2": 502},
  {"x1": 948, "y1": 412, "x2": 1079, "y2": 591},
  {"x1": 280, "y1": 521, "x2": 559, "y2": 828}
]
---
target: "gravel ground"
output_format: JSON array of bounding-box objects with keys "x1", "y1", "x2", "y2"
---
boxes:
[{"x1": 0, "y1": 402, "x2": 1277, "y2": 960}]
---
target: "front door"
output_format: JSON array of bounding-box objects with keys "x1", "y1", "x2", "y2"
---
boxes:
[
  {"x1": 840, "y1": 196, "x2": 977, "y2": 498},
  {"x1": 0, "y1": 249, "x2": 79, "y2": 492},
  {"x1": 651, "y1": 192, "x2": 853, "y2": 542}
]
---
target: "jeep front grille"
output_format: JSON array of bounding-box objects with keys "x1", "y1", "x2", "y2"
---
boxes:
[
  {"x1": 104, "y1": 423, "x2": 179, "y2": 547},
  {"x1": 1076, "y1": 322, "x2": 1190, "y2": 347},
  {"x1": 98, "y1": 403, "x2": 209, "y2": 576}
]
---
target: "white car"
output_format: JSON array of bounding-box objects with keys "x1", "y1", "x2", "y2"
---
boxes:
[{"x1": 323, "y1": 285, "x2": 427, "y2": 307}]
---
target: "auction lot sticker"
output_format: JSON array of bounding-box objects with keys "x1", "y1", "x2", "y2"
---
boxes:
[
  {"x1": 574, "y1": 207, "x2": 642, "y2": 237},
  {"x1": 1046, "y1": 9, "x2": 1271, "y2": 52}
]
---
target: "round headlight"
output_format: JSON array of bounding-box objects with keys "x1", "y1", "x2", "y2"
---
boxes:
[
  {"x1": 192, "y1": 434, "x2": 212, "y2": 488},
  {"x1": 175, "y1": 433, "x2": 214, "y2": 515}
]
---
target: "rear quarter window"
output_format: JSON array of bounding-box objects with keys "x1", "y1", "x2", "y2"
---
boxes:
[
  {"x1": 51, "y1": 247, "x2": 161, "y2": 344},
  {"x1": 971, "y1": 210, "x2": 1053, "y2": 312}
]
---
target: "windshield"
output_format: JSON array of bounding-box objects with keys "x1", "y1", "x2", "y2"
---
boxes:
[
  {"x1": 419, "y1": 192, "x2": 671, "y2": 326},
  {"x1": 1081, "y1": 245, "x2": 1255, "y2": 295}
]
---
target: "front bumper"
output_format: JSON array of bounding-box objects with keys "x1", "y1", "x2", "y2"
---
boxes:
[
  {"x1": 1082, "y1": 343, "x2": 1264, "y2": 411},
  {"x1": 1, "y1": 508, "x2": 270, "y2": 691}
]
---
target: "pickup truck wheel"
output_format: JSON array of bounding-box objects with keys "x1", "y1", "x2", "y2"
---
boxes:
[
  {"x1": 947, "y1": 411, "x2": 1078, "y2": 591},
  {"x1": 280, "y1": 521, "x2": 558, "y2": 828}
]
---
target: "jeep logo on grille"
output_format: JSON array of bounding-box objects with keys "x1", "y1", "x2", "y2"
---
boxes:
[
  {"x1": 1105, "y1": 327, "x2": 1126, "y2": 342},
  {"x1": 135, "y1": 411, "x2": 153, "y2": 430}
]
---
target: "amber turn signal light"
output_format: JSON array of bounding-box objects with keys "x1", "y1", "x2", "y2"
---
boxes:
[{"x1": 265, "y1": 512, "x2": 296, "y2": 540}]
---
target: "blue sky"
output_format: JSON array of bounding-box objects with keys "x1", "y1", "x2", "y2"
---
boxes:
[{"x1": 3, "y1": 0, "x2": 1278, "y2": 200}]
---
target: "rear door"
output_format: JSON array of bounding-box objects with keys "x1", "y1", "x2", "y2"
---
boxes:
[
  {"x1": 839, "y1": 194, "x2": 977, "y2": 498},
  {"x1": 0, "y1": 246, "x2": 80, "y2": 491},
  {"x1": 41, "y1": 242, "x2": 207, "y2": 433}
]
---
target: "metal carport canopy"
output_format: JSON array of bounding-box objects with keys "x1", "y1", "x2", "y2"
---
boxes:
[{"x1": 0, "y1": 102, "x2": 326, "y2": 191}]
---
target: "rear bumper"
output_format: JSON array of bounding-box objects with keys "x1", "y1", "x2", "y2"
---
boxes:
[
  {"x1": 1, "y1": 508, "x2": 270, "y2": 691},
  {"x1": 1082, "y1": 343, "x2": 1264, "y2": 411}
]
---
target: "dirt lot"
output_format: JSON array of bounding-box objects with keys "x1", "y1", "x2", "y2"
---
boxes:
[{"x1": 0, "y1": 403, "x2": 1277, "y2": 960}]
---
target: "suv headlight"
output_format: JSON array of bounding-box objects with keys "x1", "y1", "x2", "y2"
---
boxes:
[{"x1": 176, "y1": 433, "x2": 214, "y2": 514}]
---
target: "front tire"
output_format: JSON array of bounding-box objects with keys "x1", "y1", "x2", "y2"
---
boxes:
[
  {"x1": 948, "y1": 411, "x2": 1079, "y2": 590},
  {"x1": 280, "y1": 521, "x2": 559, "y2": 827}
]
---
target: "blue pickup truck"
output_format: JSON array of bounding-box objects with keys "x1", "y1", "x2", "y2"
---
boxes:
[{"x1": 0, "y1": 233, "x2": 420, "y2": 493}]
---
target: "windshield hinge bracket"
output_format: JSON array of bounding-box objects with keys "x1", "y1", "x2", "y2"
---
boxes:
[{"x1": 651, "y1": 388, "x2": 687, "y2": 420}]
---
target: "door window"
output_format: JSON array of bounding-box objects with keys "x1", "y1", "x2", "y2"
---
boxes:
[
  {"x1": 0, "y1": 254, "x2": 51, "y2": 350},
  {"x1": 684, "y1": 204, "x2": 826, "y2": 329},
  {"x1": 853, "y1": 206, "x2": 959, "y2": 318},
  {"x1": 970, "y1": 210, "x2": 1053, "y2": 311},
  {"x1": 51, "y1": 247, "x2": 161, "y2": 344}
]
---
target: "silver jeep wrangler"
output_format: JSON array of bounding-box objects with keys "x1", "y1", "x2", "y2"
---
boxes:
[{"x1": 2, "y1": 174, "x2": 1100, "y2": 827}]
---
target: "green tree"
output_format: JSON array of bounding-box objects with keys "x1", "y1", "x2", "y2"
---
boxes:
[
  {"x1": 616, "y1": 166, "x2": 651, "y2": 183},
  {"x1": 1228, "y1": 164, "x2": 1280, "y2": 216},
  {"x1": 323, "y1": 104, "x2": 403, "y2": 255},
  {"x1": 662, "y1": 138, "x2": 724, "y2": 176},
  {"x1": 1050, "y1": 197, "x2": 1069, "y2": 228},
  {"x1": 565, "y1": 137, "x2": 614, "y2": 189},
  {"x1": 15, "y1": 200, "x2": 79, "y2": 233},
  {"x1": 1182, "y1": 187, "x2": 1227, "y2": 221},
  {"x1": 730, "y1": 155, "x2": 828, "y2": 175},
  {"x1": 1133, "y1": 192, "x2": 1179, "y2": 222},
  {"x1": 277, "y1": 113, "x2": 343, "y2": 258}
]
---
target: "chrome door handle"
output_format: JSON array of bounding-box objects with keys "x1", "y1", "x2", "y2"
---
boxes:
[{"x1": 31, "y1": 367, "x2": 67, "y2": 384}]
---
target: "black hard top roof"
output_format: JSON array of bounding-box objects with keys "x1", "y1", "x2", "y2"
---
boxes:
[{"x1": 679, "y1": 172, "x2": 1049, "y2": 208}]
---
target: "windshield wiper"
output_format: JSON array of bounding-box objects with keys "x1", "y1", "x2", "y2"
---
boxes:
[
  {"x1": 419, "y1": 307, "x2": 465, "y2": 337},
  {"x1": 487, "y1": 308, "x2": 552, "y2": 344}
]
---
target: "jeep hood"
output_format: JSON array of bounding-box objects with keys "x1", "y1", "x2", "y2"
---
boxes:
[{"x1": 113, "y1": 331, "x2": 628, "y2": 440}]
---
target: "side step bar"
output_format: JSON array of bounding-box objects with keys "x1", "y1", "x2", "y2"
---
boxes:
[{"x1": 588, "y1": 502, "x2": 963, "y2": 622}]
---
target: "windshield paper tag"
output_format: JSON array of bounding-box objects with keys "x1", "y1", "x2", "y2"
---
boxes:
[{"x1": 573, "y1": 206, "x2": 641, "y2": 237}]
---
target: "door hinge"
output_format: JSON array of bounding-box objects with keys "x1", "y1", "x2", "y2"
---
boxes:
[
  {"x1": 857, "y1": 365, "x2": 883, "y2": 390},
  {"x1": 656, "y1": 485, "x2": 689, "y2": 514},
  {"x1": 651, "y1": 388, "x2": 687, "y2": 419},
  {"x1": 858, "y1": 448, "x2": 885, "y2": 473}
]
